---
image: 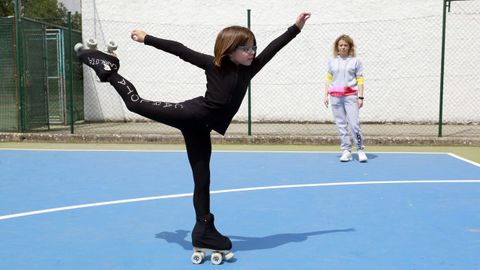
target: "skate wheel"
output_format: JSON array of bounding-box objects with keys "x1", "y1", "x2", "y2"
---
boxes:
[
  {"x1": 86, "y1": 38, "x2": 98, "y2": 49},
  {"x1": 224, "y1": 251, "x2": 234, "y2": 261},
  {"x1": 211, "y1": 252, "x2": 223, "y2": 265},
  {"x1": 191, "y1": 251, "x2": 205, "y2": 264},
  {"x1": 107, "y1": 40, "x2": 118, "y2": 53},
  {"x1": 73, "y1": 43, "x2": 84, "y2": 53}
]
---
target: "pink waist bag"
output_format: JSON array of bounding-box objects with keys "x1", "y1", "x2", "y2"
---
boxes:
[{"x1": 329, "y1": 86, "x2": 357, "y2": 97}]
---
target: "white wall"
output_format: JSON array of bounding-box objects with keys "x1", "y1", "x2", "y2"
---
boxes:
[{"x1": 80, "y1": 0, "x2": 480, "y2": 123}]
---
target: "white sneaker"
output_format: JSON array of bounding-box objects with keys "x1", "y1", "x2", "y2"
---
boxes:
[
  {"x1": 339, "y1": 150, "x2": 352, "y2": 162},
  {"x1": 358, "y1": 150, "x2": 368, "y2": 162}
]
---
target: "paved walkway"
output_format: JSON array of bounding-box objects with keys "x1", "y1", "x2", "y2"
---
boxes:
[{"x1": 1, "y1": 122, "x2": 479, "y2": 145}]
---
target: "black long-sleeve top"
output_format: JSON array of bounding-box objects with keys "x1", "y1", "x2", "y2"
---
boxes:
[{"x1": 144, "y1": 24, "x2": 301, "y2": 135}]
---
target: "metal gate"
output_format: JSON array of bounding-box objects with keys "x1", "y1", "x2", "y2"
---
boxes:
[{"x1": 46, "y1": 29, "x2": 66, "y2": 124}]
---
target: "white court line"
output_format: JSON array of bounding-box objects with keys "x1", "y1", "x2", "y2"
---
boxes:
[
  {"x1": 1, "y1": 179, "x2": 479, "y2": 221},
  {"x1": 0, "y1": 148, "x2": 461, "y2": 154},
  {"x1": 0, "y1": 148, "x2": 466, "y2": 155},
  {"x1": 448, "y1": 153, "x2": 480, "y2": 167},
  {"x1": 2, "y1": 148, "x2": 479, "y2": 166}
]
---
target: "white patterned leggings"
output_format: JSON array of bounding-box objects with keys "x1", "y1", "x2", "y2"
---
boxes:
[{"x1": 330, "y1": 95, "x2": 365, "y2": 151}]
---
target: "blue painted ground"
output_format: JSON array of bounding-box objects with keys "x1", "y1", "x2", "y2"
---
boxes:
[{"x1": 0, "y1": 150, "x2": 479, "y2": 269}]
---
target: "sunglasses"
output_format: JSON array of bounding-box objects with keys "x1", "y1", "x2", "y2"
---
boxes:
[{"x1": 237, "y1": 45, "x2": 257, "y2": 54}]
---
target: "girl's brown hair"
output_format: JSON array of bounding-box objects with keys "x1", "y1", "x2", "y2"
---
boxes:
[
  {"x1": 213, "y1": 26, "x2": 256, "y2": 67},
  {"x1": 333, "y1": 34, "x2": 356, "y2": 57}
]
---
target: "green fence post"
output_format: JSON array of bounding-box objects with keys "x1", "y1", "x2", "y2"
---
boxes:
[
  {"x1": 438, "y1": 0, "x2": 449, "y2": 137},
  {"x1": 66, "y1": 12, "x2": 75, "y2": 134},
  {"x1": 439, "y1": 0, "x2": 468, "y2": 137},
  {"x1": 247, "y1": 9, "x2": 252, "y2": 136},
  {"x1": 14, "y1": 0, "x2": 25, "y2": 132}
]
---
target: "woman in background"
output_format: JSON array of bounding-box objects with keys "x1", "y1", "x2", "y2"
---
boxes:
[{"x1": 323, "y1": 34, "x2": 368, "y2": 162}]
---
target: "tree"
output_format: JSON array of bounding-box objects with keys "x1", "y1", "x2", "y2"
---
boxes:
[
  {"x1": 1, "y1": 0, "x2": 15, "y2": 17},
  {"x1": 1, "y1": 0, "x2": 81, "y2": 29},
  {"x1": 70, "y1": 11, "x2": 81, "y2": 30}
]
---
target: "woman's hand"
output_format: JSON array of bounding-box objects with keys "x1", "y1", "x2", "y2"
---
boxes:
[
  {"x1": 295, "y1": 12, "x2": 311, "y2": 30},
  {"x1": 358, "y1": 99, "x2": 364, "y2": 109},
  {"x1": 131, "y1": 29, "x2": 147, "y2": 43},
  {"x1": 323, "y1": 95, "x2": 329, "y2": 108}
]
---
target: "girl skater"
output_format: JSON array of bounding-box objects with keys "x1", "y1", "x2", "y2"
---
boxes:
[
  {"x1": 76, "y1": 12, "x2": 311, "y2": 255},
  {"x1": 323, "y1": 34, "x2": 368, "y2": 162}
]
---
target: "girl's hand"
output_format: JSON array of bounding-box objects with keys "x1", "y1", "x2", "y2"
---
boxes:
[
  {"x1": 131, "y1": 29, "x2": 147, "y2": 43},
  {"x1": 323, "y1": 96, "x2": 329, "y2": 108},
  {"x1": 295, "y1": 12, "x2": 311, "y2": 30},
  {"x1": 358, "y1": 99, "x2": 364, "y2": 108}
]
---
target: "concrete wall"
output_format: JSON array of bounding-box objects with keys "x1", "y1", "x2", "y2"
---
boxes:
[{"x1": 80, "y1": 0, "x2": 480, "y2": 124}]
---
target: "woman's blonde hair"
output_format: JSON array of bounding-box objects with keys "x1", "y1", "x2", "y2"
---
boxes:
[
  {"x1": 213, "y1": 26, "x2": 256, "y2": 67},
  {"x1": 333, "y1": 34, "x2": 356, "y2": 57}
]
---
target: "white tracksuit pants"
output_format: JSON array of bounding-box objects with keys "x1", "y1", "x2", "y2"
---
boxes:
[{"x1": 330, "y1": 95, "x2": 364, "y2": 151}]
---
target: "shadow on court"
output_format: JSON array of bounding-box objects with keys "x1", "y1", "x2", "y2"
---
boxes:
[{"x1": 155, "y1": 228, "x2": 355, "y2": 251}]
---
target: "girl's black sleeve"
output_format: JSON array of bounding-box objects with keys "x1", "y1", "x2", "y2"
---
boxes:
[
  {"x1": 144, "y1": 35, "x2": 212, "y2": 70},
  {"x1": 250, "y1": 24, "x2": 301, "y2": 77}
]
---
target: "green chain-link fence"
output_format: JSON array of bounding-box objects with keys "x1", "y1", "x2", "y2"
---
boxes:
[
  {"x1": 0, "y1": 17, "x2": 17, "y2": 131},
  {"x1": 0, "y1": 16, "x2": 83, "y2": 133}
]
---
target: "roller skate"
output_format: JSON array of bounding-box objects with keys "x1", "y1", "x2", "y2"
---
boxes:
[
  {"x1": 73, "y1": 38, "x2": 119, "y2": 82},
  {"x1": 191, "y1": 213, "x2": 234, "y2": 265}
]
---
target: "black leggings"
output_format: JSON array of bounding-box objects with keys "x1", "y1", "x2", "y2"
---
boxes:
[{"x1": 108, "y1": 73, "x2": 212, "y2": 218}]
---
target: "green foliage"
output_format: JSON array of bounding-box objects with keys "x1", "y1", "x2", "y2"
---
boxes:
[
  {"x1": 0, "y1": 0, "x2": 15, "y2": 17},
  {"x1": 71, "y1": 11, "x2": 81, "y2": 30},
  {"x1": 1, "y1": 0, "x2": 81, "y2": 30},
  {"x1": 24, "y1": 0, "x2": 67, "y2": 22}
]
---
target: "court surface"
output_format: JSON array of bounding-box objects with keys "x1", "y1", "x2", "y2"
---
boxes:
[{"x1": 1, "y1": 149, "x2": 479, "y2": 269}]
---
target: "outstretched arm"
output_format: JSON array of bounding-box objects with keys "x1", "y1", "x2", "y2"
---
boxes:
[
  {"x1": 130, "y1": 29, "x2": 212, "y2": 70},
  {"x1": 251, "y1": 12, "x2": 311, "y2": 76}
]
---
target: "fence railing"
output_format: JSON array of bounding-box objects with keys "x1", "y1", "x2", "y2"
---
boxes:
[{"x1": 1, "y1": 1, "x2": 479, "y2": 140}]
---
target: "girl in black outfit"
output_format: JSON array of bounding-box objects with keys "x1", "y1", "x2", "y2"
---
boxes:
[{"x1": 77, "y1": 12, "x2": 311, "y2": 252}]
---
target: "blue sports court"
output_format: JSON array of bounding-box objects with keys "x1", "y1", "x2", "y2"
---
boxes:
[{"x1": 1, "y1": 149, "x2": 479, "y2": 269}]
